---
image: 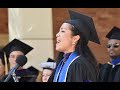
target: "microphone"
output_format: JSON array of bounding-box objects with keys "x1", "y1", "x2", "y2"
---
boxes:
[{"x1": 4, "y1": 55, "x2": 27, "y2": 82}]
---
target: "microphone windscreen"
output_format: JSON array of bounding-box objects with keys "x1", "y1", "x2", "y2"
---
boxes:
[{"x1": 16, "y1": 55, "x2": 27, "y2": 66}]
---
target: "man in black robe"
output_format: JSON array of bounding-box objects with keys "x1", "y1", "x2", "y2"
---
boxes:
[
  {"x1": 0, "y1": 38, "x2": 36, "y2": 82},
  {"x1": 98, "y1": 26, "x2": 120, "y2": 82}
]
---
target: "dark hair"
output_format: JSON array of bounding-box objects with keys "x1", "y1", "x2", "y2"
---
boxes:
[{"x1": 71, "y1": 24, "x2": 97, "y2": 67}]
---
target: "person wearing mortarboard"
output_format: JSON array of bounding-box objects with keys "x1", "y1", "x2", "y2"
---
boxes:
[
  {"x1": 97, "y1": 26, "x2": 120, "y2": 82},
  {"x1": 48, "y1": 10, "x2": 100, "y2": 82},
  {"x1": 27, "y1": 66, "x2": 39, "y2": 82},
  {"x1": 0, "y1": 51, "x2": 9, "y2": 80},
  {"x1": 36, "y1": 58, "x2": 56, "y2": 82},
  {"x1": 0, "y1": 38, "x2": 34, "y2": 82}
]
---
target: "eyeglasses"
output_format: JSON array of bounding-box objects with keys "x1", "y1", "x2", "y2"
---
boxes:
[{"x1": 107, "y1": 43, "x2": 120, "y2": 48}]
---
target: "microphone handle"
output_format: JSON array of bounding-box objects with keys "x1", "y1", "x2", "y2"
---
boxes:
[
  {"x1": 4, "y1": 70, "x2": 15, "y2": 82},
  {"x1": 4, "y1": 64, "x2": 19, "y2": 82}
]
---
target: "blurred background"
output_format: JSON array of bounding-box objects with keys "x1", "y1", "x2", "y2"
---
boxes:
[{"x1": 0, "y1": 8, "x2": 120, "y2": 70}]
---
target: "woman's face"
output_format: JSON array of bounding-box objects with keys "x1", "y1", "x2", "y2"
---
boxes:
[
  {"x1": 9, "y1": 51, "x2": 24, "y2": 69},
  {"x1": 0, "y1": 59, "x2": 5, "y2": 77},
  {"x1": 56, "y1": 23, "x2": 80, "y2": 53},
  {"x1": 42, "y1": 69, "x2": 53, "y2": 82},
  {"x1": 107, "y1": 39, "x2": 120, "y2": 59}
]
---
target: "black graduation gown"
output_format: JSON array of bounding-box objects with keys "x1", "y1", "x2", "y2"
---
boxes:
[
  {"x1": 0, "y1": 69, "x2": 37, "y2": 82},
  {"x1": 48, "y1": 55, "x2": 97, "y2": 82},
  {"x1": 97, "y1": 63, "x2": 120, "y2": 82}
]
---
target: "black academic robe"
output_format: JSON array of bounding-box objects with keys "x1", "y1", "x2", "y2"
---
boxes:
[
  {"x1": 48, "y1": 55, "x2": 97, "y2": 82},
  {"x1": 97, "y1": 63, "x2": 120, "y2": 82},
  {"x1": 0, "y1": 69, "x2": 37, "y2": 82}
]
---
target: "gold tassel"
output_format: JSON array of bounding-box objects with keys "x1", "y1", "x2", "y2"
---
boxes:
[{"x1": 4, "y1": 52, "x2": 8, "y2": 75}]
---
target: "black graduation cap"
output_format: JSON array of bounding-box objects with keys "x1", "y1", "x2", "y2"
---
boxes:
[
  {"x1": 64, "y1": 10, "x2": 100, "y2": 44},
  {"x1": 106, "y1": 26, "x2": 120, "y2": 40},
  {"x1": 27, "y1": 66, "x2": 39, "y2": 76},
  {"x1": 1, "y1": 38, "x2": 33, "y2": 57},
  {"x1": 40, "y1": 58, "x2": 56, "y2": 70}
]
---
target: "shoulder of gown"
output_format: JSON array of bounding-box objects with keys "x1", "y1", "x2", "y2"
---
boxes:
[
  {"x1": 97, "y1": 63, "x2": 120, "y2": 82},
  {"x1": 66, "y1": 55, "x2": 97, "y2": 82}
]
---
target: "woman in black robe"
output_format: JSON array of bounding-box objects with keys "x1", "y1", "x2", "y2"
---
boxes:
[
  {"x1": 48, "y1": 10, "x2": 100, "y2": 82},
  {"x1": 97, "y1": 26, "x2": 120, "y2": 82}
]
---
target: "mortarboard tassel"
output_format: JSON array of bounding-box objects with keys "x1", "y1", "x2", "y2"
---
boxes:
[{"x1": 4, "y1": 52, "x2": 8, "y2": 75}]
